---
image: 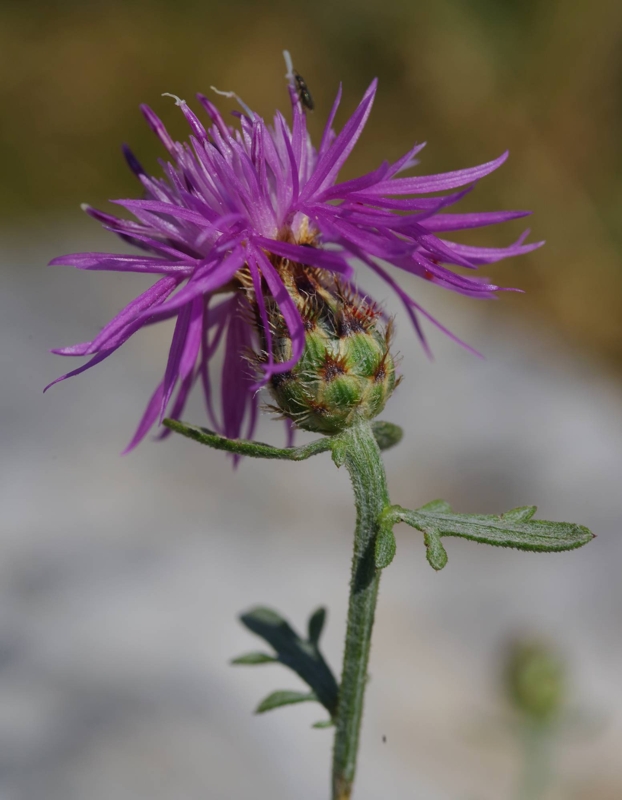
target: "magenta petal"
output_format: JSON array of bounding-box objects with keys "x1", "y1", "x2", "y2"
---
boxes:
[
  {"x1": 112, "y1": 199, "x2": 214, "y2": 227},
  {"x1": 200, "y1": 296, "x2": 234, "y2": 432},
  {"x1": 51, "y1": 276, "x2": 179, "y2": 360},
  {"x1": 49, "y1": 252, "x2": 194, "y2": 275},
  {"x1": 319, "y1": 161, "x2": 392, "y2": 200},
  {"x1": 318, "y1": 83, "x2": 342, "y2": 157},
  {"x1": 138, "y1": 246, "x2": 245, "y2": 322},
  {"x1": 160, "y1": 304, "x2": 192, "y2": 418},
  {"x1": 121, "y1": 381, "x2": 165, "y2": 454},
  {"x1": 420, "y1": 210, "x2": 531, "y2": 232},
  {"x1": 196, "y1": 93, "x2": 231, "y2": 138},
  {"x1": 248, "y1": 253, "x2": 274, "y2": 375},
  {"x1": 343, "y1": 186, "x2": 474, "y2": 211},
  {"x1": 221, "y1": 295, "x2": 255, "y2": 443},
  {"x1": 386, "y1": 141, "x2": 427, "y2": 178},
  {"x1": 362, "y1": 151, "x2": 509, "y2": 196},
  {"x1": 252, "y1": 246, "x2": 305, "y2": 373},
  {"x1": 179, "y1": 298, "x2": 204, "y2": 378},
  {"x1": 299, "y1": 79, "x2": 378, "y2": 202},
  {"x1": 122, "y1": 143, "x2": 146, "y2": 178},
  {"x1": 253, "y1": 236, "x2": 354, "y2": 279},
  {"x1": 157, "y1": 372, "x2": 196, "y2": 440},
  {"x1": 90, "y1": 276, "x2": 179, "y2": 353},
  {"x1": 44, "y1": 348, "x2": 120, "y2": 392},
  {"x1": 439, "y1": 233, "x2": 544, "y2": 264},
  {"x1": 140, "y1": 105, "x2": 176, "y2": 154}
]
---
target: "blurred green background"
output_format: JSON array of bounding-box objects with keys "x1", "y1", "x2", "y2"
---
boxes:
[{"x1": 2, "y1": 0, "x2": 622, "y2": 364}]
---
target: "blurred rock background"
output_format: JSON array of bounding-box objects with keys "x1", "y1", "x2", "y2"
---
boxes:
[{"x1": 2, "y1": 0, "x2": 622, "y2": 798}]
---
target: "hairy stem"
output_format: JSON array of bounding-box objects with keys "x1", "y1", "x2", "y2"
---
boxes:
[{"x1": 331, "y1": 420, "x2": 390, "y2": 800}]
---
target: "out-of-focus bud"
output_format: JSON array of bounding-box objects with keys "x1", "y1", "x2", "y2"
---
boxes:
[
  {"x1": 256, "y1": 261, "x2": 399, "y2": 435},
  {"x1": 504, "y1": 639, "x2": 566, "y2": 723}
]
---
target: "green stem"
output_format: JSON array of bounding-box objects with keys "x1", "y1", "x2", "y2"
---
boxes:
[
  {"x1": 331, "y1": 420, "x2": 390, "y2": 800},
  {"x1": 515, "y1": 723, "x2": 553, "y2": 800}
]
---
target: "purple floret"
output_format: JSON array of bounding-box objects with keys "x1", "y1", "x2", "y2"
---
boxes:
[{"x1": 47, "y1": 56, "x2": 542, "y2": 451}]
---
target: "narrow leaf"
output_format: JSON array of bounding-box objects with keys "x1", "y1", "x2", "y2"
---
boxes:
[
  {"x1": 393, "y1": 503, "x2": 594, "y2": 553},
  {"x1": 331, "y1": 439, "x2": 347, "y2": 468},
  {"x1": 371, "y1": 420, "x2": 403, "y2": 451},
  {"x1": 422, "y1": 528, "x2": 448, "y2": 571},
  {"x1": 312, "y1": 719, "x2": 335, "y2": 729},
  {"x1": 239, "y1": 606, "x2": 339, "y2": 716},
  {"x1": 240, "y1": 607, "x2": 305, "y2": 653},
  {"x1": 375, "y1": 524, "x2": 397, "y2": 569},
  {"x1": 307, "y1": 607, "x2": 327, "y2": 646},
  {"x1": 231, "y1": 651, "x2": 277, "y2": 665},
  {"x1": 163, "y1": 419, "x2": 331, "y2": 460},
  {"x1": 419, "y1": 499, "x2": 451, "y2": 513},
  {"x1": 502, "y1": 506, "x2": 537, "y2": 523},
  {"x1": 255, "y1": 690, "x2": 318, "y2": 714}
]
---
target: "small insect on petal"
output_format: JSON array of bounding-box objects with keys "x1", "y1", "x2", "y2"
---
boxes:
[{"x1": 293, "y1": 70, "x2": 314, "y2": 111}]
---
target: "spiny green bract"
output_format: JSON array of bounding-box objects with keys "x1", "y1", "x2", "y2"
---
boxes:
[{"x1": 259, "y1": 261, "x2": 399, "y2": 435}]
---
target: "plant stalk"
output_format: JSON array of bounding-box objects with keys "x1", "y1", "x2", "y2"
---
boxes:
[
  {"x1": 331, "y1": 420, "x2": 390, "y2": 800},
  {"x1": 515, "y1": 723, "x2": 553, "y2": 800}
]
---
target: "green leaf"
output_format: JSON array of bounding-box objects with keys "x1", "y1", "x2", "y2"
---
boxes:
[
  {"x1": 163, "y1": 419, "x2": 332, "y2": 460},
  {"x1": 418, "y1": 499, "x2": 451, "y2": 513},
  {"x1": 370, "y1": 420, "x2": 403, "y2": 452},
  {"x1": 231, "y1": 651, "x2": 277, "y2": 665},
  {"x1": 390, "y1": 502, "x2": 594, "y2": 557},
  {"x1": 307, "y1": 607, "x2": 326, "y2": 646},
  {"x1": 165, "y1": 418, "x2": 403, "y2": 463},
  {"x1": 255, "y1": 690, "x2": 318, "y2": 714},
  {"x1": 502, "y1": 506, "x2": 537, "y2": 523},
  {"x1": 331, "y1": 439, "x2": 347, "y2": 467},
  {"x1": 422, "y1": 528, "x2": 448, "y2": 571},
  {"x1": 239, "y1": 606, "x2": 339, "y2": 716},
  {"x1": 375, "y1": 524, "x2": 397, "y2": 569},
  {"x1": 312, "y1": 718, "x2": 335, "y2": 729}
]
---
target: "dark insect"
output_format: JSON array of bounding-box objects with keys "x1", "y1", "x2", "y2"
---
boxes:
[
  {"x1": 382, "y1": 735, "x2": 387, "y2": 744},
  {"x1": 293, "y1": 70, "x2": 314, "y2": 111}
]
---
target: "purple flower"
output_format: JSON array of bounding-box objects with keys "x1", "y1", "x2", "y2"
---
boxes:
[{"x1": 47, "y1": 52, "x2": 542, "y2": 452}]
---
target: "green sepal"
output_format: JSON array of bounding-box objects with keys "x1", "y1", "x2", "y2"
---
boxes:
[
  {"x1": 312, "y1": 718, "x2": 335, "y2": 729},
  {"x1": 375, "y1": 523, "x2": 397, "y2": 569},
  {"x1": 238, "y1": 606, "x2": 339, "y2": 717},
  {"x1": 231, "y1": 651, "x2": 277, "y2": 665},
  {"x1": 387, "y1": 501, "x2": 594, "y2": 569},
  {"x1": 255, "y1": 690, "x2": 318, "y2": 714}
]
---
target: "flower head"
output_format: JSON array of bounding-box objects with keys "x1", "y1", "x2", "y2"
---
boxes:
[
  {"x1": 47, "y1": 52, "x2": 542, "y2": 451},
  {"x1": 259, "y1": 262, "x2": 399, "y2": 435}
]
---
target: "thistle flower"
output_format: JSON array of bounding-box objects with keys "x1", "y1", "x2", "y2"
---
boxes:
[{"x1": 47, "y1": 52, "x2": 542, "y2": 451}]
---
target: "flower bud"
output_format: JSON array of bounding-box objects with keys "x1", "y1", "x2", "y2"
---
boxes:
[
  {"x1": 257, "y1": 261, "x2": 399, "y2": 435},
  {"x1": 503, "y1": 639, "x2": 566, "y2": 723}
]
